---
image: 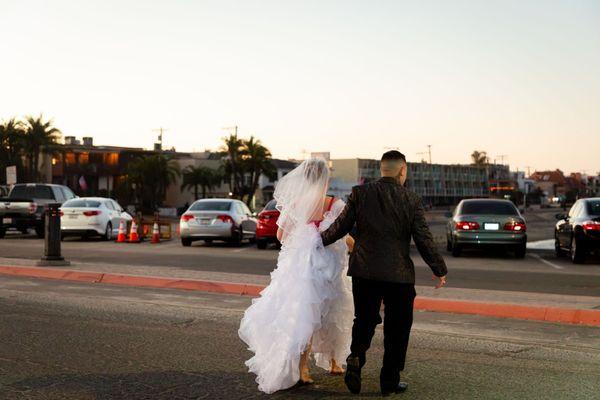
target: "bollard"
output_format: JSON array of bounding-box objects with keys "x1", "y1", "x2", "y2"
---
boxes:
[{"x1": 37, "y1": 203, "x2": 70, "y2": 266}]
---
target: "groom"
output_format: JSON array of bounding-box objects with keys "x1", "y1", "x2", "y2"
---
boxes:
[{"x1": 321, "y1": 150, "x2": 448, "y2": 397}]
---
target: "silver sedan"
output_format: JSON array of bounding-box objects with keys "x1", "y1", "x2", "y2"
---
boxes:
[{"x1": 179, "y1": 199, "x2": 257, "y2": 246}]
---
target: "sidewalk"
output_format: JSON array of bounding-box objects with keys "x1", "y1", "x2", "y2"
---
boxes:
[{"x1": 1, "y1": 256, "x2": 599, "y2": 326}]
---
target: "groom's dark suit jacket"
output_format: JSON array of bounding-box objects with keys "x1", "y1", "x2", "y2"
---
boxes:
[{"x1": 322, "y1": 177, "x2": 447, "y2": 284}]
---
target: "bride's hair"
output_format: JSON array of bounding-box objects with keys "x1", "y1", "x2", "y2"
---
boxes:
[{"x1": 303, "y1": 157, "x2": 329, "y2": 183}]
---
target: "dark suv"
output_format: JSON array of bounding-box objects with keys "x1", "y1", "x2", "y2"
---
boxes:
[{"x1": 0, "y1": 183, "x2": 77, "y2": 238}]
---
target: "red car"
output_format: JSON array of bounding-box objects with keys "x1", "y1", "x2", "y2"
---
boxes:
[{"x1": 256, "y1": 200, "x2": 280, "y2": 249}]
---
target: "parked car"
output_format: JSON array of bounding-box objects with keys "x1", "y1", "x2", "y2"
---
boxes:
[
  {"x1": 554, "y1": 198, "x2": 600, "y2": 264},
  {"x1": 60, "y1": 197, "x2": 132, "y2": 240},
  {"x1": 179, "y1": 199, "x2": 257, "y2": 246},
  {"x1": 256, "y1": 200, "x2": 280, "y2": 249},
  {"x1": 0, "y1": 183, "x2": 77, "y2": 238},
  {"x1": 446, "y1": 199, "x2": 527, "y2": 258}
]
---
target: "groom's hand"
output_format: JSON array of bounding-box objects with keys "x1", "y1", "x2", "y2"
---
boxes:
[{"x1": 432, "y1": 275, "x2": 446, "y2": 289}]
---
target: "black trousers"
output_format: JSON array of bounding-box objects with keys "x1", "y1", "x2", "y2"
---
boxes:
[{"x1": 350, "y1": 277, "x2": 416, "y2": 390}]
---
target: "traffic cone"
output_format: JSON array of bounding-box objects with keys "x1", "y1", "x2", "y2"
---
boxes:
[
  {"x1": 115, "y1": 219, "x2": 127, "y2": 243},
  {"x1": 128, "y1": 219, "x2": 140, "y2": 243},
  {"x1": 151, "y1": 222, "x2": 160, "y2": 244}
]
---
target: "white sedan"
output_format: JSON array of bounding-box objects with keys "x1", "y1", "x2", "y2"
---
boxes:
[{"x1": 60, "y1": 197, "x2": 132, "y2": 240}]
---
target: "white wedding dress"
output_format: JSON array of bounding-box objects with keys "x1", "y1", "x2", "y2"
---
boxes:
[{"x1": 238, "y1": 198, "x2": 354, "y2": 394}]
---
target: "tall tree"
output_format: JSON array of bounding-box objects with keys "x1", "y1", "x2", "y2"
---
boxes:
[
  {"x1": 181, "y1": 165, "x2": 223, "y2": 200},
  {"x1": 0, "y1": 118, "x2": 25, "y2": 184},
  {"x1": 470, "y1": 150, "x2": 489, "y2": 166},
  {"x1": 220, "y1": 134, "x2": 244, "y2": 197},
  {"x1": 23, "y1": 115, "x2": 61, "y2": 181},
  {"x1": 127, "y1": 154, "x2": 180, "y2": 212},
  {"x1": 241, "y1": 136, "x2": 275, "y2": 207}
]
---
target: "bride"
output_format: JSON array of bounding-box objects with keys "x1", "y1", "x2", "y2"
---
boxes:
[{"x1": 238, "y1": 157, "x2": 354, "y2": 394}]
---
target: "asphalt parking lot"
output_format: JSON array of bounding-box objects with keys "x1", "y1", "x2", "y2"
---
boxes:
[{"x1": 1, "y1": 225, "x2": 599, "y2": 297}]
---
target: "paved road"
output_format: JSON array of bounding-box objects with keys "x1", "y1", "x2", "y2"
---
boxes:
[
  {"x1": 1, "y1": 233, "x2": 600, "y2": 296},
  {"x1": 0, "y1": 275, "x2": 599, "y2": 400}
]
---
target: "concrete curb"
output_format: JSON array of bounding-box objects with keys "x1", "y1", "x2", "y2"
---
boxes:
[{"x1": 0, "y1": 265, "x2": 598, "y2": 326}]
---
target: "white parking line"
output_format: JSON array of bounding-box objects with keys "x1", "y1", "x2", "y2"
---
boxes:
[{"x1": 529, "y1": 253, "x2": 564, "y2": 270}]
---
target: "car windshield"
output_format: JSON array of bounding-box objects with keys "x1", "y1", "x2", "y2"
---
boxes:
[
  {"x1": 587, "y1": 200, "x2": 600, "y2": 216},
  {"x1": 62, "y1": 199, "x2": 102, "y2": 208},
  {"x1": 460, "y1": 201, "x2": 518, "y2": 215},
  {"x1": 190, "y1": 201, "x2": 232, "y2": 211},
  {"x1": 264, "y1": 200, "x2": 277, "y2": 211},
  {"x1": 10, "y1": 185, "x2": 54, "y2": 200}
]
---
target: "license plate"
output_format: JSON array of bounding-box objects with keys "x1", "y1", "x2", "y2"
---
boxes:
[
  {"x1": 484, "y1": 223, "x2": 500, "y2": 230},
  {"x1": 200, "y1": 219, "x2": 211, "y2": 225},
  {"x1": 68, "y1": 215, "x2": 78, "y2": 219},
  {"x1": 2, "y1": 218, "x2": 12, "y2": 224}
]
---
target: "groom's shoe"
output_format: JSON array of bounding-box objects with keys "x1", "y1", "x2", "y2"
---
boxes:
[
  {"x1": 381, "y1": 382, "x2": 408, "y2": 397},
  {"x1": 344, "y1": 356, "x2": 362, "y2": 394}
]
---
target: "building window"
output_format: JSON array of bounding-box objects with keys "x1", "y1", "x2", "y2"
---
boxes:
[
  {"x1": 78, "y1": 152, "x2": 89, "y2": 165},
  {"x1": 65, "y1": 152, "x2": 76, "y2": 166},
  {"x1": 105, "y1": 153, "x2": 119, "y2": 166}
]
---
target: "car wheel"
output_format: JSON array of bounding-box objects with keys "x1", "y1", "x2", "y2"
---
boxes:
[
  {"x1": 231, "y1": 228, "x2": 242, "y2": 246},
  {"x1": 570, "y1": 236, "x2": 586, "y2": 264},
  {"x1": 102, "y1": 223, "x2": 113, "y2": 241},
  {"x1": 554, "y1": 236, "x2": 566, "y2": 257},
  {"x1": 35, "y1": 226, "x2": 45, "y2": 238},
  {"x1": 257, "y1": 239, "x2": 268, "y2": 250},
  {"x1": 181, "y1": 238, "x2": 192, "y2": 247},
  {"x1": 514, "y1": 243, "x2": 526, "y2": 259},
  {"x1": 451, "y1": 243, "x2": 462, "y2": 257}
]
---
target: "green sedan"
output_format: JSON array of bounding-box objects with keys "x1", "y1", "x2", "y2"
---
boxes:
[{"x1": 446, "y1": 199, "x2": 527, "y2": 258}]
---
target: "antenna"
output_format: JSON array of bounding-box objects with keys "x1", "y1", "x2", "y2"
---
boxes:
[{"x1": 152, "y1": 127, "x2": 168, "y2": 151}]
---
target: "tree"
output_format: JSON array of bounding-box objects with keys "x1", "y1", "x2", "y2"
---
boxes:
[
  {"x1": 181, "y1": 165, "x2": 223, "y2": 200},
  {"x1": 127, "y1": 154, "x2": 180, "y2": 213},
  {"x1": 470, "y1": 150, "x2": 489, "y2": 166},
  {"x1": 241, "y1": 136, "x2": 275, "y2": 207},
  {"x1": 0, "y1": 118, "x2": 25, "y2": 184},
  {"x1": 23, "y1": 115, "x2": 61, "y2": 181},
  {"x1": 220, "y1": 134, "x2": 244, "y2": 197}
]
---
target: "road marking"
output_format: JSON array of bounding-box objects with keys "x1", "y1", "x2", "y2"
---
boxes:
[
  {"x1": 232, "y1": 247, "x2": 248, "y2": 253},
  {"x1": 529, "y1": 253, "x2": 564, "y2": 270}
]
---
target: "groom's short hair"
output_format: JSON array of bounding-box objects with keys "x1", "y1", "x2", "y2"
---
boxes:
[{"x1": 381, "y1": 150, "x2": 406, "y2": 163}]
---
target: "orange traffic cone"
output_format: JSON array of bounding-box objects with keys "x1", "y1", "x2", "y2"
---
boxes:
[
  {"x1": 151, "y1": 222, "x2": 160, "y2": 244},
  {"x1": 128, "y1": 219, "x2": 140, "y2": 243},
  {"x1": 115, "y1": 219, "x2": 127, "y2": 243}
]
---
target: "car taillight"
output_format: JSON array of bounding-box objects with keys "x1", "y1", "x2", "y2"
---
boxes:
[
  {"x1": 583, "y1": 221, "x2": 600, "y2": 231},
  {"x1": 181, "y1": 214, "x2": 194, "y2": 222},
  {"x1": 59, "y1": 211, "x2": 64, "y2": 217},
  {"x1": 217, "y1": 215, "x2": 233, "y2": 223},
  {"x1": 455, "y1": 221, "x2": 480, "y2": 230},
  {"x1": 83, "y1": 210, "x2": 101, "y2": 217},
  {"x1": 28, "y1": 202, "x2": 37, "y2": 214},
  {"x1": 504, "y1": 222, "x2": 527, "y2": 232}
]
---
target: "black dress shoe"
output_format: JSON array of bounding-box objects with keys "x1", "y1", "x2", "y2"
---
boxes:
[
  {"x1": 344, "y1": 356, "x2": 362, "y2": 394},
  {"x1": 381, "y1": 382, "x2": 408, "y2": 397}
]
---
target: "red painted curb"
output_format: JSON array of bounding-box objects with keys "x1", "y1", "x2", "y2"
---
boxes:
[{"x1": 0, "y1": 265, "x2": 598, "y2": 326}]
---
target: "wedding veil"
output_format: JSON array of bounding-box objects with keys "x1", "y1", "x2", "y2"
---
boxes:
[{"x1": 274, "y1": 157, "x2": 330, "y2": 237}]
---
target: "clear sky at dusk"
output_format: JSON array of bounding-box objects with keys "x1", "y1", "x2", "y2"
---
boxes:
[{"x1": 1, "y1": 0, "x2": 599, "y2": 174}]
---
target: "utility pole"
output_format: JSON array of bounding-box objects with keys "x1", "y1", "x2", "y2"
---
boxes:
[
  {"x1": 152, "y1": 127, "x2": 168, "y2": 152},
  {"x1": 496, "y1": 154, "x2": 508, "y2": 165},
  {"x1": 427, "y1": 144, "x2": 432, "y2": 164}
]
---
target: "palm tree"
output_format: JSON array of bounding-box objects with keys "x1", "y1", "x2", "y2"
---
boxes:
[
  {"x1": 127, "y1": 154, "x2": 180, "y2": 212},
  {"x1": 181, "y1": 165, "x2": 223, "y2": 200},
  {"x1": 23, "y1": 115, "x2": 61, "y2": 181},
  {"x1": 0, "y1": 118, "x2": 25, "y2": 184},
  {"x1": 471, "y1": 150, "x2": 489, "y2": 166},
  {"x1": 241, "y1": 136, "x2": 275, "y2": 207},
  {"x1": 220, "y1": 134, "x2": 244, "y2": 197}
]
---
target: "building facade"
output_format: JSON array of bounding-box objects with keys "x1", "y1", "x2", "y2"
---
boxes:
[{"x1": 329, "y1": 158, "x2": 489, "y2": 205}]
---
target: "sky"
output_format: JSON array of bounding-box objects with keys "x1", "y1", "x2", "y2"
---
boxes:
[{"x1": 1, "y1": 0, "x2": 599, "y2": 174}]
